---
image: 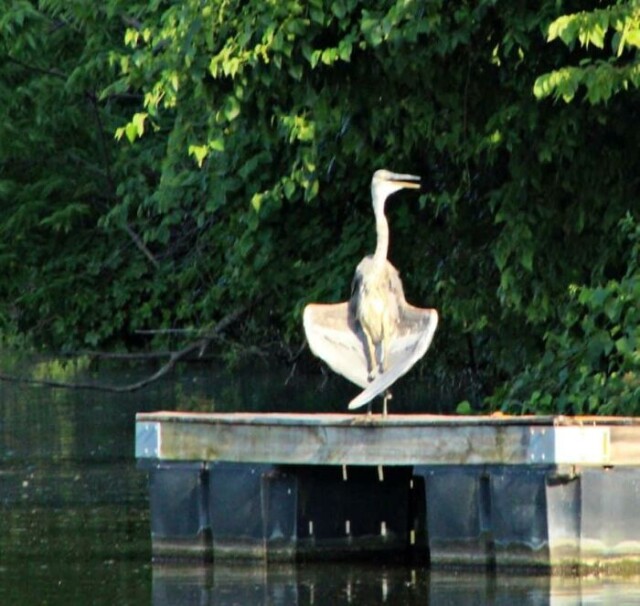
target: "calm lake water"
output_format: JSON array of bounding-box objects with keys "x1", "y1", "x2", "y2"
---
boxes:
[{"x1": 2, "y1": 358, "x2": 640, "y2": 605}]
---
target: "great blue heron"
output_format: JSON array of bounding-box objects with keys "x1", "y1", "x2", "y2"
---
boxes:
[{"x1": 303, "y1": 169, "x2": 439, "y2": 414}]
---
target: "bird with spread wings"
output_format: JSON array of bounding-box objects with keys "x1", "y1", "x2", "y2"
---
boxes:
[{"x1": 303, "y1": 169, "x2": 438, "y2": 414}]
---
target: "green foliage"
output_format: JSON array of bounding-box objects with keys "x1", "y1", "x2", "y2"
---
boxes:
[
  {"x1": 534, "y1": 1, "x2": 640, "y2": 103},
  {"x1": 455, "y1": 400, "x2": 473, "y2": 415},
  {"x1": 1, "y1": 0, "x2": 638, "y2": 415},
  {"x1": 489, "y1": 215, "x2": 640, "y2": 415},
  {"x1": 32, "y1": 356, "x2": 91, "y2": 382}
]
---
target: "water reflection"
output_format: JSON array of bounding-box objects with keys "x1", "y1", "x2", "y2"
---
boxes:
[
  {"x1": 152, "y1": 563, "x2": 640, "y2": 606},
  {"x1": 0, "y1": 360, "x2": 154, "y2": 605}
]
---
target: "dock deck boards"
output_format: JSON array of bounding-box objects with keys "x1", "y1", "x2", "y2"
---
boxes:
[{"x1": 136, "y1": 412, "x2": 640, "y2": 466}]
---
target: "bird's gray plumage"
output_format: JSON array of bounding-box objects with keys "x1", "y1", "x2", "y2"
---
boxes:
[{"x1": 303, "y1": 169, "x2": 438, "y2": 413}]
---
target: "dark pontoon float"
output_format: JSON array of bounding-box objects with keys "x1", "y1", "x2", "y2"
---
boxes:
[{"x1": 136, "y1": 412, "x2": 640, "y2": 572}]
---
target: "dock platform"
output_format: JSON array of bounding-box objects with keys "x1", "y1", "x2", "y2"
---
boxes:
[{"x1": 136, "y1": 412, "x2": 640, "y2": 572}]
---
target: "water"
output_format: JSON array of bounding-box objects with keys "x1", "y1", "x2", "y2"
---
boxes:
[{"x1": 2, "y1": 358, "x2": 640, "y2": 605}]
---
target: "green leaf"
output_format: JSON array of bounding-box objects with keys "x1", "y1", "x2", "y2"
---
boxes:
[
  {"x1": 188, "y1": 144, "x2": 209, "y2": 167},
  {"x1": 521, "y1": 248, "x2": 533, "y2": 272},
  {"x1": 615, "y1": 336, "x2": 633, "y2": 356},
  {"x1": 456, "y1": 401, "x2": 473, "y2": 415},
  {"x1": 251, "y1": 193, "x2": 263, "y2": 212},
  {"x1": 133, "y1": 112, "x2": 147, "y2": 136},
  {"x1": 223, "y1": 96, "x2": 241, "y2": 122},
  {"x1": 125, "y1": 122, "x2": 138, "y2": 144},
  {"x1": 210, "y1": 137, "x2": 225, "y2": 152}
]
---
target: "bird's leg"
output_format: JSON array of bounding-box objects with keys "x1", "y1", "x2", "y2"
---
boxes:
[
  {"x1": 382, "y1": 390, "x2": 393, "y2": 416},
  {"x1": 363, "y1": 333, "x2": 377, "y2": 383},
  {"x1": 379, "y1": 337, "x2": 388, "y2": 376},
  {"x1": 379, "y1": 336, "x2": 391, "y2": 416},
  {"x1": 364, "y1": 335, "x2": 377, "y2": 416}
]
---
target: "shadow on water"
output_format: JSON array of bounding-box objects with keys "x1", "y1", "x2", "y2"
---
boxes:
[{"x1": 1, "y1": 355, "x2": 640, "y2": 604}]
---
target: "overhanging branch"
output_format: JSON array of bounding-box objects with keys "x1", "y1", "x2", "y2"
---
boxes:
[{"x1": 0, "y1": 304, "x2": 252, "y2": 393}]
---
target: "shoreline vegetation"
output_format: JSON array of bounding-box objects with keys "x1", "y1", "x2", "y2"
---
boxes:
[{"x1": 1, "y1": 1, "x2": 638, "y2": 414}]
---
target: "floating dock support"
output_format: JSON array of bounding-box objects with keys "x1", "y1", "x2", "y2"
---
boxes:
[{"x1": 135, "y1": 413, "x2": 640, "y2": 572}]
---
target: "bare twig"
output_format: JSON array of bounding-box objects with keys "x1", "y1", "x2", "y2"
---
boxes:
[
  {"x1": 0, "y1": 343, "x2": 195, "y2": 392},
  {"x1": 284, "y1": 361, "x2": 297, "y2": 386},
  {"x1": 121, "y1": 16, "x2": 143, "y2": 30},
  {"x1": 0, "y1": 305, "x2": 252, "y2": 393},
  {"x1": 122, "y1": 222, "x2": 159, "y2": 268},
  {"x1": 77, "y1": 350, "x2": 174, "y2": 360},
  {"x1": 134, "y1": 328, "x2": 202, "y2": 336},
  {"x1": 286, "y1": 340, "x2": 307, "y2": 364},
  {"x1": 5, "y1": 54, "x2": 67, "y2": 80}
]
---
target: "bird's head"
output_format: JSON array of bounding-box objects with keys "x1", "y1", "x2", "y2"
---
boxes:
[{"x1": 371, "y1": 169, "x2": 421, "y2": 214}]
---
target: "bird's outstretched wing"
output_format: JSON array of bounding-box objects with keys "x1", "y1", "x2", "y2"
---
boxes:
[
  {"x1": 303, "y1": 303, "x2": 370, "y2": 388},
  {"x1": 348, "y1": 307, "x2": 438, "y2": 410}
]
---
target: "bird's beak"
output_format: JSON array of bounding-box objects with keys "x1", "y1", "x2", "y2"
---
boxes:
[{"x1": 388, "y1": 172, "x2": 421, "y2": 189}]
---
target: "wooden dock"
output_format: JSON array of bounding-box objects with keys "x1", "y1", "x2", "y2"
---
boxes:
[{"x1": 136, "y1": 412, "x2": 640, "y2": 572}]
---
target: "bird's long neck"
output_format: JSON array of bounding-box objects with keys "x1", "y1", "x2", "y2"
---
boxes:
[{"x1": 372, "y1": 195, "x2": 389, "y2": 269}]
